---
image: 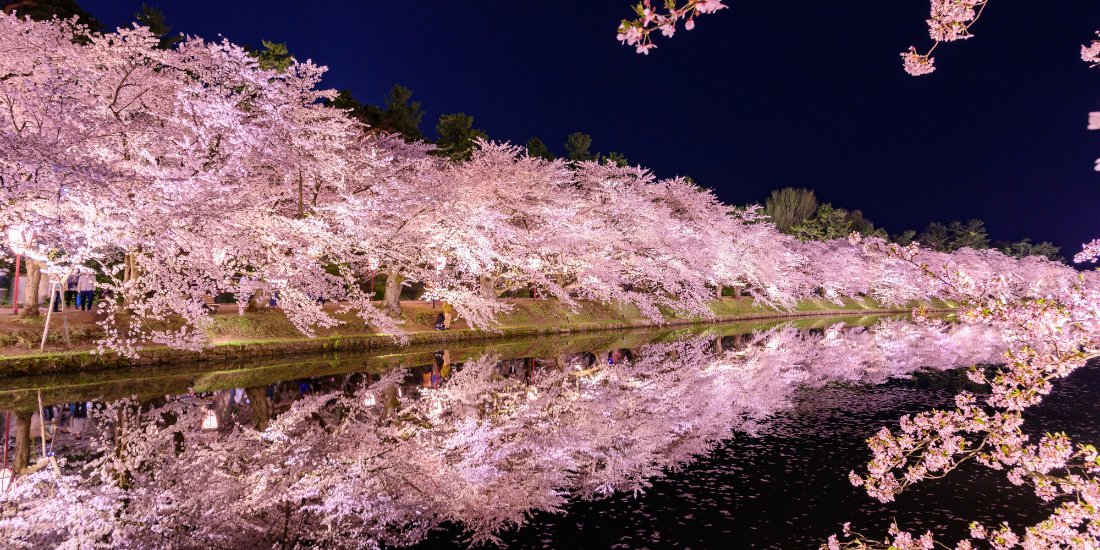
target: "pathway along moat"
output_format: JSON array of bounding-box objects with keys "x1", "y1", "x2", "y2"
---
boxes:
[{"x1": 1, "y1": 314, "x2": 1094, "y2": 549}]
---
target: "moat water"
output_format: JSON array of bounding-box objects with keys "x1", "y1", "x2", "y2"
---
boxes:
[{"x1": 1, "y1": 314, "x2": 1094, "y2": 548}]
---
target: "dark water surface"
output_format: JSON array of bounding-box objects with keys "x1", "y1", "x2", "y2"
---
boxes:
[
  {"x1": 413, "y1": 367, "x2": 1100, "y2": 549},
  {"x1": 1, "y1": 315, "x2": 1094, "y2": 549}
]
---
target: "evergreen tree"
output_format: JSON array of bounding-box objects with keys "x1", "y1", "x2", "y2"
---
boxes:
[
  {"x1": 327, "y1": 86, "x2": 424, "y2": 141},
  {"x1": 3, "y1": 0, "x2": 102, "y2": 39},
  {"x1": 328, "y1": 90, "x2": 369, "y2": 121},
  {"x1": 434, "y1": 113, "x2": 486, "y2": 161},
  {"x1": 135, "y1": 4, "x2": 181, "y2": 49},
  {"x1": 844, "y1": 209, "x2": 886, "y2": 238},
  {"x1": 791, "y1": 203, "x2": 852, "y2": 241},
  {"x1": 1000, "y1": 238, "x2": 1063, "y2": 262},
  {"x1": 525, "y1": 137, "x2": 554, "y2": 160},
  {"x1": 763, "y1": 187, "x2": 817, "y2": 234},
  {"x1": 892, "y1": 229, "x2": 917, "y2": 246},
  {"x1": 564, "y1": 132, "x2": 594, "y2": 162},
  {"x1": 369, "y1": 85, "x2": 424, "y2": 141},
  {"x1": 918, "y1": 222, "x2": 951, "y2": 251},
  {"x1": 947, "y1": 219, "x2": 990, "y2": 250},
  {"x1": 251, "y1": 40, "x2": 294, "y2": 72},
  {"x1": 599, "y1": 151, "x2": 629, "y2": 167}
]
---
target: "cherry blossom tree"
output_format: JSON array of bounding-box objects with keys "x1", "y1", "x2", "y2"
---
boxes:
[{"x1": 0, "y1": 14, "x2": 418, "y2": 351}]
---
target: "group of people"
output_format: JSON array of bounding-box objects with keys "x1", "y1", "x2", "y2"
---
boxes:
[
  {"x1": 2, "y1": 401, "x2": 91, "y2": 459},
  {"x1": 53, "y1": 270, "x2": 97, "y2": 312}
]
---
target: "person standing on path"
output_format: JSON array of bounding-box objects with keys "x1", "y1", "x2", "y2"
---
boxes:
[
  {"x1": 77, "y1": 271, "x2": 96, "y2": 311},
  {"x1": 64, "y1": 274, "x2": 79, "y2": 309}
]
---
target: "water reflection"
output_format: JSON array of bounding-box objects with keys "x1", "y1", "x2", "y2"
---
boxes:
[{"x1": 0, "y1": 318, "x2": 1007, "y2": 548}]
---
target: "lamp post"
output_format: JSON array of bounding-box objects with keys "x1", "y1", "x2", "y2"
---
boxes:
[
  {"x1": 6, "y1": 227, "x2": 31, "y2": 315},
  {"x1": 1, "y1": 411, "x2": 10, "y2": 492},
  {"x1": 10, "y1": 254, "x2": 19, "y2": 315}
]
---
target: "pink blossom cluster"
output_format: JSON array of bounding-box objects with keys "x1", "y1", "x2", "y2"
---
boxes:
[
  {"x1": 927, "y1": 0, "x2": 986, "y2": 42},
  {"x1": 900, "y1": 1, "x2": 988, "y2": 76},
  {"x1": 1075, "y1": 239, "x2": 1100, "y2": 264},
  {"x1": 1082, "y1": 33, "x2": 1100, "y2": 66},
  {"x1": 901, "y1": 47, "x2": 937, "y2": 77},
  {"x1": 616, "y1": 0, "x2": 727, "y2": 54},
  {"x1": 615, "y1": 0, "x2": 995, "y2": 80},
  {"x1": 1085, "y1": 34, "x2": 1100, "y2": 171}
]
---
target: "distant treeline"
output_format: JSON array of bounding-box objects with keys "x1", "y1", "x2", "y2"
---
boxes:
[
  {"x1": 762, "y1": 187, "x2": 1062, "y2": 262},
  {"x1": 327, "y1": 85, "x2": 630, "y2": 165}
]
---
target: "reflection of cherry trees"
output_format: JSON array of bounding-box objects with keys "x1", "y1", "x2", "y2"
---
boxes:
[
  {"x1": 0, "y1": 320, "x2": 1007, "y2": 548},
  {"x1": 828, "y1": 239, "x2": 1100, "y2": 549}
]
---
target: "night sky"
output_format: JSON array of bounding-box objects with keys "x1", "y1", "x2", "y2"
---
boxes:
[{"x1": 80, "y1": 0, "x2": 1100, "y2": 254}]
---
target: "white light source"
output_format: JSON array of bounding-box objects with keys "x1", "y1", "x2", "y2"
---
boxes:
[
  {"x1": 363, "y1": 394, "x2": 377, "y2": 407},
  {"x1": 0, "y1": 467, "x2": 12, "y2": 492},
  {"x1": 201, "y1": 410, "x2": 219, "y2": 430},
  {"x1": 5, "y1": 226, "x2": 32, "y2": 254}
]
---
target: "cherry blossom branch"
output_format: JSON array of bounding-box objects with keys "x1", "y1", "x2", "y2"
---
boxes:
[
  {"x1": 901, "y1": 1, "x2": 990, "y2": 76},
  {"x1": 617, "y1": 0, "x2": 728, "y2": 54},
  {"x1": 832, "y1": 236, "x2": 1100, "y2": 549},
  {"x1": 617, "y1": 1, "x2": 995, "y2": 79}
]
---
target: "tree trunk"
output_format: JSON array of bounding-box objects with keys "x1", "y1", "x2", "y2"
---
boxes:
[
  {"x1": 246, "y1": 386, "x2": 272, "y2": 431},
  {"x1": 122, "y1": 251, "x2": 143, "y2": 307},
  {"x1": 383, "y1": 265, "x2": 403, "y2": 316},
  {"x1": 20, "y1": 259, "x2": 42, "y2": 316},
  {"x1": 479, "y1": 275, "x2": 496, "y2": 300},
  {"x1": 12, "y1": 410, "x2": 31, "y2": 474},
  {"x1": 715, "y1": 285, "x2": 724, "y2": 299},
  {"x1": 379, "y1": 385, "x2": 399, "y2": 424},
  {"x1": 113, "y1": 402, "x2": 143, "y2": 490},
  {"x1": 243, "y1": 285, "x2": 270, "y2": 312}
]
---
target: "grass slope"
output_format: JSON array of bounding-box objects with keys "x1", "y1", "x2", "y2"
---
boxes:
[{"x1": 0, "y1": 297, "x2": 955, "y2": 358}]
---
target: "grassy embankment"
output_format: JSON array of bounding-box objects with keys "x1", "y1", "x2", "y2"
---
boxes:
[
  {"x1": 0, "y1": 296, "x2": 956, "y2": 360},
  {"x1": 0, "y1": 314, "x2": 920, "y2": 409}
]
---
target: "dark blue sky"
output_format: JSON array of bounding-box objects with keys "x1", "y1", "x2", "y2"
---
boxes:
[{"x1": 82, "y1": 0, "x2": 1100, "y2": 253}]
